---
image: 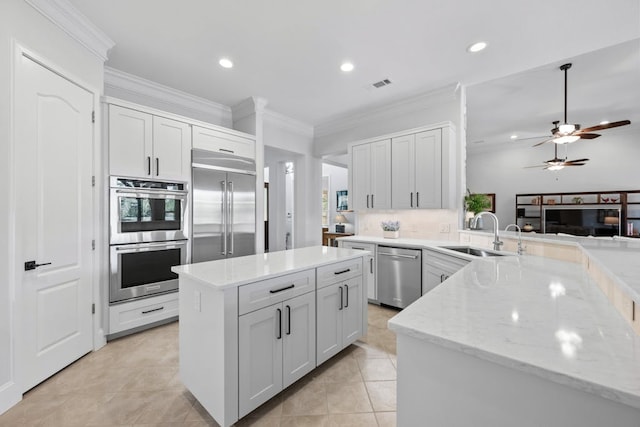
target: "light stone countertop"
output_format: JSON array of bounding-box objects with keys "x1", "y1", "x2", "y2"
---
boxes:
[
  {"x1": 339, "y1": 234, "x2": 640, "y2": 408},
  {"x1": 460, "y1": 229, "x2": 640, "y2": 301},
  {"x1": 171, "y1": 246, "x2": 368, "y2": 289},
  {"x1": 387, "y1": 254, "x2": 640, "y2": 410}
]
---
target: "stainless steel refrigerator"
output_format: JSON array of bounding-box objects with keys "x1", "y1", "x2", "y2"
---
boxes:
[{"x1": 191, "y1": 149, "x2": 256, "y2": 263}]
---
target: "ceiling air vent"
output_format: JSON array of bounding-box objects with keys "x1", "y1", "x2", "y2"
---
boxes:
[{"x1": 372, "y1": 79, "x2": 392, "y2": 88}]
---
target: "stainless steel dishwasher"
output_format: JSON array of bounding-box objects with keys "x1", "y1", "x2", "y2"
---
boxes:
[{"x1": 377, "y1": 246, "x2": 422, "y2": 309}]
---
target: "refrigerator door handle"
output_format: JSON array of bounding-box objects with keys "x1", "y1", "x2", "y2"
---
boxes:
[
  {"x1": 221, "y1": 180, "x2": 227, "y2": 255},
  {"x1": 228, "y1": 181, "x2": 234, "y2": 255}
]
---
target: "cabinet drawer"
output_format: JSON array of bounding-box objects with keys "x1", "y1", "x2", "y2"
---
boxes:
[
  {"x1": 239, "y1": 269, "x2": 315, "y2": 315},
  {"x1": 423, "y1": 249, "x2": 469, "y2": 273},
  {"x1": 193, "y1": 126, "x2": 255, "y2": 160},
  {"x1": 340, "y1": 241, "x2": 375, "y2": 253},
  {"x1": 317, "y1": 258, "x2": 362, "y2": 289},
  {"x1": 109, "y1": 292, "x2": 179, "y2": 335}
]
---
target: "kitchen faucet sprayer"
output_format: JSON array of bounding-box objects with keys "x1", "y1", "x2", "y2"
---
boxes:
[{"x1": 505, "y1": 224, "x2": 525, "y2": 255}]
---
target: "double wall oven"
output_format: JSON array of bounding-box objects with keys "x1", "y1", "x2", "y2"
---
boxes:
[{"x1": 109, "y1": 177, "x2": 189, "y2": 304}]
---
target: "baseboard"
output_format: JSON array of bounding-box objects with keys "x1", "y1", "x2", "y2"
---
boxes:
[{"x1": 0, "y1": 380, "x2": 21, "y2": 416}]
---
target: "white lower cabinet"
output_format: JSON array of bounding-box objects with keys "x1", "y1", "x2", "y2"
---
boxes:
[
  {"x1": 177, "y1": 254, "x2": 367, "y2": 427},
  {"x1": 108, "y1": 292, "x2": 179, "y2": 336},
  {"x1": 339, "y1": 241, "x2": 376, "y2": 301},
  {"x1": 317, "y1": 276, "x2": 363, "y2": 365},
  {"x1": 422, "y1": 248, "x2": 469, "y2": 295},
  {"x1": 238, "y1": 291, "x2": 316, "y2": 417}
]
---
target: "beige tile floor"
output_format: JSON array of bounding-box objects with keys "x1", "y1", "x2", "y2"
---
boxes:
[{"x1": 0, "y1": 303, "x2": 399, "y2": 426}]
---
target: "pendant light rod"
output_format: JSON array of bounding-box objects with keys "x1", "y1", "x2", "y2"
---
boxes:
[{"x1": 560, "y1": 63, "x2": 572, "y2": 124}]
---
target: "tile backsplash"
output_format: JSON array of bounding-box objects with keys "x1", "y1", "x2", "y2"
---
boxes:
[{"x1": 356, "y1": 209, "x2": 460, "y2": 241}]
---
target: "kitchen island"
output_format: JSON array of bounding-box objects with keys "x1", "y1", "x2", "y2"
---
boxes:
[
  {"x1": 172, "y1": 246, "x2": 371, "y2": 427},
  {"x1": 388, "y1": 252, "x2": 640, "y2": 426}
]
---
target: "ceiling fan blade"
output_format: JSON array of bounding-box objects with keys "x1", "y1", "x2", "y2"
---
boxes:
[
  {"x1": 580, "y1": 120, "x2": 631, "y2": 133},
  {"x1": 564, "y1": 163, "x2": 586, "y2": 166},
  {"x1": 532, "y1": 138, "x2": 554, "y2": 147},
  {"x1": 575, "y1": 133, "x2": 600, "y2": 139},
  {"x1": 564, "y1": 158, "x2": 589, "y2": 164}
]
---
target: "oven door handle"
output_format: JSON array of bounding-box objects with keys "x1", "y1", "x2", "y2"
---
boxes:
[
  {"x1": 114, "y1": 240, "x2": 187, "y2": 252},
  {"x1": 114, "y1": 188, "x2": 188, "y2": 197}
]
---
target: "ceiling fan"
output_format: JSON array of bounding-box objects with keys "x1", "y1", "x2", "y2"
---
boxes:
[
  {"x1": 532, "y1": 63, "x2": 630, "y2": 147},
  {"x1": 526, "y1": 144, "x2": 588, "y2": 171}
]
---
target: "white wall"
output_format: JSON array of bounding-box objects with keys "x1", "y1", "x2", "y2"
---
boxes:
[
  {"x1": 466, "y1": 127, "x2": 640, "y2": 229},
  {"x1": 262, "y1": 111, "x2": 321, "y2": 249},
  {"x1": 0, "y1": 0, "x2": 105, "y2": 413}
]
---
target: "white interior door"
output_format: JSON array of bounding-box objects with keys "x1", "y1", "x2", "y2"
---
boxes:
[{"x1": 14, "y1": 54, "x2": 94, "y2": 391}]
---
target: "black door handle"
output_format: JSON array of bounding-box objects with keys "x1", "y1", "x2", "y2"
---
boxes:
[
  {"x1": 276, "y1": 308, "x2": 282, "y2": 340},
  {"x1": 24, "y1": 261, "x2": 51, "y2": 271},
  {"x1": 286, "y1": 305, "x2": 291, "y2": 335}
]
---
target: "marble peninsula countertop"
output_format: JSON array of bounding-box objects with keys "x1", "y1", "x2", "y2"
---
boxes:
[
  {"x1": 461, "y1": 229, "x2": 640, "y2": 302},
  {"x1": 172, "y1": 246, "x2": 368, "y2": 289},
  {"x1": 352, "y1": 232, "x2": 640, "y2": 410}
]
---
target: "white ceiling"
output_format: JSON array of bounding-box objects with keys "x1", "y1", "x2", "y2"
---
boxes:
[
  {"x1": 69, "y1": 0, "x2": 640, "y2": 128},
  {"x1": 467, "y1": 39, "x2": 640, "y2": 150}
]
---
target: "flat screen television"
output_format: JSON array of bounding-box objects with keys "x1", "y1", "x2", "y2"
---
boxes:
[{"x1": 543, "y1": 205, "x2": 621, "y2": 237}]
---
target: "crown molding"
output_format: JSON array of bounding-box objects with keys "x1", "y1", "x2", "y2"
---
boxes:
[
  {"x1": 314, "y1": 83, "x2": 460, "y2": 139},
  {"x1": 104, "y1": 67, "x2": 232, "y2": 126},
  {"x1": 24, "y1": 0, "x2": 114, "y2": 62},
  {"x1": 232, "y1": 97, "x2": 269, "y2": 122},
  {"x1": 263, "y1": 109, "x2": 314, "y2": 139}
]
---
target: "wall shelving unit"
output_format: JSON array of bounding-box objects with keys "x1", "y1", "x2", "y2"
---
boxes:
[{"x1": 515, "y1": 190, "x2": 640, "y2": 237}]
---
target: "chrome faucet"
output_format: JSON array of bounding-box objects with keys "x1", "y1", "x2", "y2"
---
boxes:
[
  {"x1": 505, "y1": 224, "x2": 525, "y2": 255},
  {"x1": 472, "y1": 212, "x2": 503, "y2": 251}
]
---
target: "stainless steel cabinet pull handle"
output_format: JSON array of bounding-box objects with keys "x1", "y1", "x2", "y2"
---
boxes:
[
  {"x1": 416, "y1": 192, "x2": 419, "y2": 207},
  {"x1": 339, "y1": 286, "x2": 343, "y2": 310},
  {"x1": 156, "y1": 158, "x2": 159, "y2": 176},
  {"x1": 352, "y1": 247, "x2": 365, "y2": 250},
  {"x1": 229, "y1": 181, "x2": 234, "y2": 255},
  {"x1": 344, "y1": 284, "x2": 349, "y2": 308},
  {"x1": 286, "y1": 305, "x2": 291, "y2": 335},
  {"x1": 366, "y1": 194, "x2": 370, "y2": 208},
  {"x1": 269, "y1": 284, "x2": 295, "y2": 294},
  {"x1": 371, "y1": 194, "x2": 374, "y2": 208},
  {"x1": 221, "y1": 181, "x2": 227, "y2": 255},
  {"x1": 276, "y1": 308, "x2": 282, "y2": 339},
  {"x1": 334, "y1": 268, "x2": 351, "y2": 275},
  {"x1": 410, "y1": 192, "x2": 413, "y2": 208},
  {"x1": 147, "y1": 156, "x2": 151, "y2": 175},
  {"x1": 219, "y1": 148, "x2": 234, "y2": 154},
  {"x1": 142, "y1": 306, "x2": 164, "y2": 315},
  {"x1": 440, "y1": 274, "x2": 444, "y2": 282}
]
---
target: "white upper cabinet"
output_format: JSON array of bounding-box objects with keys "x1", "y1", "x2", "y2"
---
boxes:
[
  {"x1": 152, "y1": 116, "x2": 191, "y2": 181},
  {"x1": 350, "y1": 124, "x2": 455, "y2": 211},
  {"x1": 193, "y1": 126, "x2": 255, "y2": 160},
  {"x1": 351, "y1": 139, "x2": 391, "y2": 210},
  {"x1": 392, "y1": 129, "x2": 442, "y2": 209},
  {"x1": 109, "y1": 105, "x2": 153, "y2": 178},
  {"x1": 109, "y1": 104, "x2": 191, "y2": 181}
]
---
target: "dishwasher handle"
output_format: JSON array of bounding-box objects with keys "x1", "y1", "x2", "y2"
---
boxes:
[{"x1": 378, "y1": 252, "x2": 419, "y2": 260}]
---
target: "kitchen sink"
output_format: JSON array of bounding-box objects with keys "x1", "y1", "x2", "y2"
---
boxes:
[{"x1": 439, "y1": 246, "x2": 506, "y2": 257}]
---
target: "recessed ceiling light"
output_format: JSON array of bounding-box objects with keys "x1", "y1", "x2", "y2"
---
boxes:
[
  {"x1": 510, "y1": 134, "x2": 518, "y2": 140},
  {"x1": 600, "y1": 120, "x2": 610, "y2": 125},
  {"x1": 467, "y1": 41, "x2": 487, "y2": 53},
  {"x1": 340, "y1": 62, "x2": 354, "y2": 72},
  {"x1": 219, "y1": 58, "x2": 233, "y2": 69}
]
